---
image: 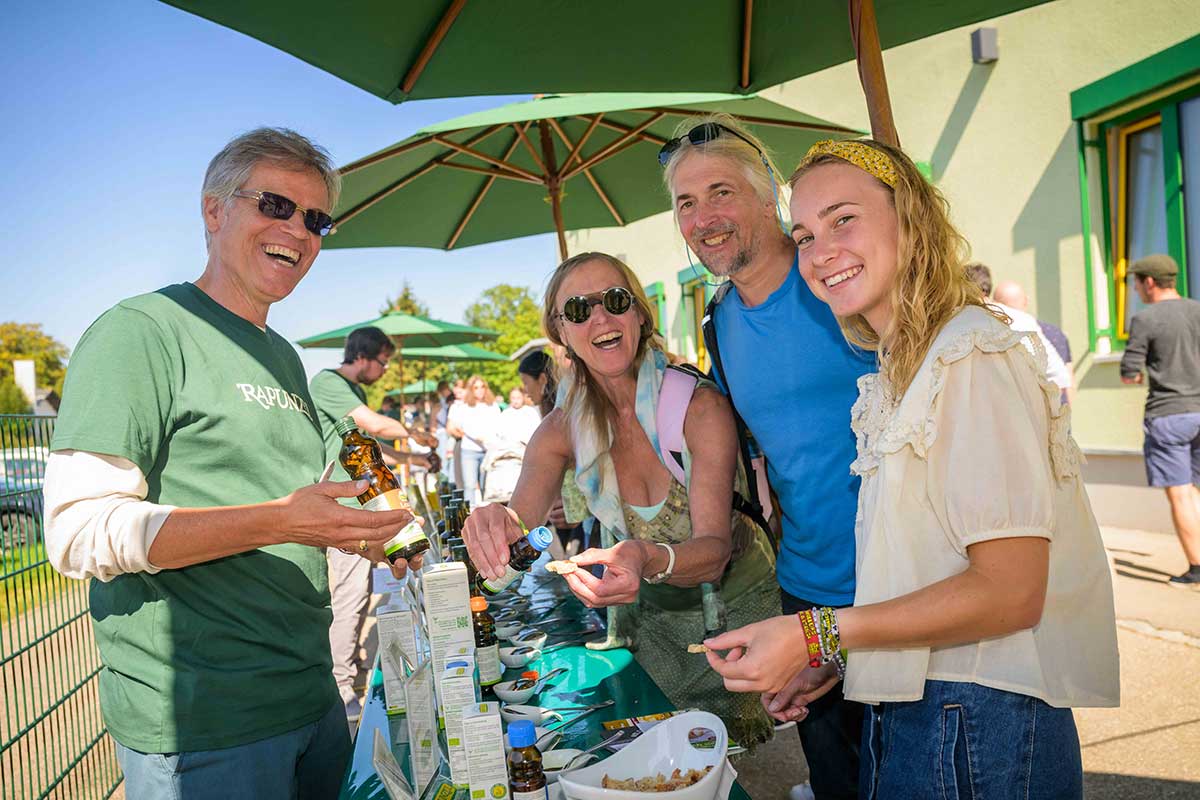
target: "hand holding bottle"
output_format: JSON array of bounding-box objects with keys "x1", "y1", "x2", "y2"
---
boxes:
[{"x1": 461, "y1": 503, "x2": 528, "y2": 582}]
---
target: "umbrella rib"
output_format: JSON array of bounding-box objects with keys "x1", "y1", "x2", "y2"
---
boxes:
[
  {"x1": 335, "y1": 125, "x2": 506, "y2": 227},
  {"x1": 431, "y1": 135, "x2": 541, "y2": 182},
  {"x1": 564, "y1": 112, "x2": 665, "y2": 180},
  {"x1": 447, "y1": 125, "x2": 527, "y2": 249},
  {"x1": 511, "y1": 123, "x2": 548, "y2": 177},
  {"x1": 641, "y1": 107, "x2": 860, "y2": 135},
  {"x1": 546, "y1": 117, "x2": 600, "y2": 174},
  {"x1": 582, "y1": 169, "x2": 624, "y2": 226},
  {"x1": 741, "y1": 0, "x2": 754, "y2": 89},
  {"x1": 573, "y1": 115, "x2": 668, "y2": 147},
  {"x1": 341, "y1": 134, "x2": 436, "y2": 175},
  {"x1": 400, "y1": 0, "x2": 468, "y2": 95},
  {"x1": 438, "y1": 160, "x2": 539, "y2": 184}
]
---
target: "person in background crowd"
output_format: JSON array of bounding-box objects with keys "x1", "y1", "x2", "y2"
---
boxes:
[
  {"x1": 42, "y1": 128, "x2": 420, "y2": 799},
  {"x1": 432, "y1": 380, "x2": 453, "y2": 483},
  {"x1": 994, "y1": 278, "x2": 1075, "y2": 403},
  {"x1": 481, "y1": 388, "x2": 542, "y2": 504},
  {"x1": 708, "y1": 138, "x2": 1119, "y2": 798},
  {"x1": 447, "y1": 375, "x2": 500, "y2": 505},
  {"x1": 464, "y1": 252, "x2": 780, "y2": 747},
  {"x1": 378, "y1": 395, "x2": 402, "y2": 421},
  {"x1": 309, "y1": 326, "x2": 436, "y2": 724},
  {"x1": 447, "y1": 379, "x2": 467, "y2": 488},
  {"x1": 1120, "y1": 254, "x2": 1200, "y2": 589},
  {"x1": 519, "y1": 350, "x2": 557, "y2": 418},
  {"x1": 662, "y1": 112, "x2": 874, "y2": 799},
  {"x1": 965, "y1": 264, "x2": 1072, "y2": 401}
]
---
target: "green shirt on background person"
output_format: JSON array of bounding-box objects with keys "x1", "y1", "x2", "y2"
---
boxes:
[
  {"x1": 310, "y1": 368, "x2": 368, "y2": 508},
  {"x1": 51, "y1": 282, "x2": 337, "y2": 752}
]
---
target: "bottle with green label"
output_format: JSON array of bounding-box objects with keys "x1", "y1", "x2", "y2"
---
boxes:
[
  {"x1": 506, "y1": 720, "x2": 547, "y2": 800},
  {"x1": 333, "y1": 416, "x2": 430, "y2": 564},
  {"x1": 477, "y1": 527, "x2": 554, "y2": 595}
]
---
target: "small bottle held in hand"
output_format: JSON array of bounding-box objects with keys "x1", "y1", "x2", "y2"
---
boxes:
[
  {"x1": 333, "y1": 416, "x2": 429, "y2": 564},
  {"x1": 470, "y1": 596, "x2": 502, "y2": 687},
  {"x1": 478, "y1": 526, "x2": 554, "y2": 595},
  {"x1": 506, "y1": 720, "x2": 548, "y2": 800}
]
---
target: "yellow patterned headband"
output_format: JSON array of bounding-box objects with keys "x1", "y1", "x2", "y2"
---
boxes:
[{"x1": 796, "y1": 139, "x2": 897, "y2": 188}]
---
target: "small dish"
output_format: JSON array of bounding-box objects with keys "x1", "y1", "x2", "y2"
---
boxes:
[
  {"x1": 499, "y1": 703, "x2": 563, "y2": 726},
  {"x1": 541, "y1": 748, "x2": 587, "y2": 783},
  {"x1": 510, "y1": 628, "x2": 548, "y2": 650},
  {"x1": 492, "y1": 678, "x2": 537, "y2": 704},
  {"x1": 495, "y1": 619, "x2": 525, "y2": 639},
  {"x1": 499, "y1": 645, "x2": 541, "y2": 668}
]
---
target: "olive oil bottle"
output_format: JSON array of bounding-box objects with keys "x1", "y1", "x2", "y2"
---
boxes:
[
  {"x1": 470, "y1": 596, "x2": 503, "y2": 687},
  {"x1": 333, "y1": 416, "x2": 429, "y2": 563}
]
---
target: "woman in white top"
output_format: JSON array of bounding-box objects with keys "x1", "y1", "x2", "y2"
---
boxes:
[
  {"x1": 446, "y1": 374, "x2": 500, "y2": 505},
  {"x1": 706, "y1": 139, "x2": 1119, "y2": 798}
]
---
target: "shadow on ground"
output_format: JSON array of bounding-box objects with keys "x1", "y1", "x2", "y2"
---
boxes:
[{"x1": 1085, "y1": 772, "x2": 1200, "y2": 799}]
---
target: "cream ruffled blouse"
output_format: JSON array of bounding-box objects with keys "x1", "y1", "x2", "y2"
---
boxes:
[{"x1": 844, "y1": 306, "x2": 1120, "y2": 708}]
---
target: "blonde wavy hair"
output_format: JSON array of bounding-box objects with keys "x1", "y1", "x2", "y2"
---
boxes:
[
  {"x1": 542, "y1": 252, "x2": 665, "y2": 452},
  {"x1": 789, "y1": 139, "x2": 1000, "y2": 396}
]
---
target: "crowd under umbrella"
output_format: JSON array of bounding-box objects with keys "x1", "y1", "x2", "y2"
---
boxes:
[
  {"x1": 162, "y1": 0, "x2": 1052, "y2": 146},
  {"x1": 295, "y1": 309, "x2": 498, "y2": 383},
  {"x1": 323, "y1": 91, "x2": 861, "y2": 261}
]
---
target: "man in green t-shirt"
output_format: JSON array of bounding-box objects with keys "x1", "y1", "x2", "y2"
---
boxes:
[
  {"x1": 310, "y1": 325, "x2": 437, "y2": 721},
  {"x1": 44, "y1": 129, "x2": 421, "y2": 800}
]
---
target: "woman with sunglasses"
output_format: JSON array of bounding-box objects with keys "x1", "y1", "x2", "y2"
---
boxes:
[
  {"x1": 704, "y1": 140, "x2": 1120, "y2": 797},
  {"x1": 462, "y1": 252, "x2": 780, "y2": 747}
]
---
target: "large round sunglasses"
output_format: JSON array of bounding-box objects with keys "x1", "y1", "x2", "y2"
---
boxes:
[
  {"x1": 657, "y1": 122, "x2": 768, "y2": 167},
  {"x1": 556, "y1": 286, "x2": 633, "y2": 324},
  {"x1": 233, "y1": 189, "x2": 336, "y2": 237}
]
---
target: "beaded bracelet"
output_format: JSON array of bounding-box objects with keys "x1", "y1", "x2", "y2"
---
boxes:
[{"x1": 801, "y1": 606, "x2": 849, "y2": 679}]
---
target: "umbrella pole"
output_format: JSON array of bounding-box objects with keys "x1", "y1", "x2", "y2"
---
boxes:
[
  {"x1": 539, "y1": 120, "x2": 569, "y2": 262},
  {"x1": 848, "y1": 0, "x2": 900, "y2": 148}
]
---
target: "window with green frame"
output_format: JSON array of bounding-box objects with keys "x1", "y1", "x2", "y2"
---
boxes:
[
  {"x1": 643, "y1": 281, "x2": 667, "y2": 337},
  {"x1": 676, "y1": 266, "x2": 716, "y2": 371},
  {"x1": 1072, "y1": 35, "x2": 1200, "y2": 348}
]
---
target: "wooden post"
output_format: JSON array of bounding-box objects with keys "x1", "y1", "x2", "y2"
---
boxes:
[
  {"x1": 848, "y1": 0, "x2": 900, "y2": 147},
  {"x1": 539, "y1": 121, "x2": 568, "y2": 261}
]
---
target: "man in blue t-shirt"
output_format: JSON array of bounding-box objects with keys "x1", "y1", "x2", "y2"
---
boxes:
[{"x1": 662, "y1": 114, "x2": 874, "y2": 799}]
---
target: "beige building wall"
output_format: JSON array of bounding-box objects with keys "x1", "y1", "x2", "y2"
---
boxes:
[{"x1": 569, "y1": 0, "x2": 1199, "y2": 532}]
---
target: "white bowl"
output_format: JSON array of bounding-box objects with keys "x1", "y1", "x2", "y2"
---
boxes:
[
  {"x1": 495, "y1": 620, "x2": 525, "y2": 639},
  {"x1": 510, "y1": 628, "x2": 548, "y2": 650},
  {"x1": 558, "y1": 711, "x2": 730, "y2": 800},
  {"x1": 499, "y1": 703, "x2": 562, "y2": 726},
  {"x1": 503, "y1": 725, "x2": 550, "y2": 752},
  {"x1": 542, "y1": 748, "x2": 586, "y2": 783},
  {"x1": 499, "y1": 645, "x2": 541, "y2": 668},
  {"x1": 492, "y1": 678, "x2": 537, "y2": 704}
]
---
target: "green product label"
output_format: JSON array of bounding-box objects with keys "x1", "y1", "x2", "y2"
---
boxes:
[
  {"x1": 431, "y1": 783, "x2": 456, "y2": 800},
  {"x1": 384, "y1": 521, "x2": 428, "y2": 556},
  {"x1": 481, "y1": 565, "x2": 519, "y2": 594}
]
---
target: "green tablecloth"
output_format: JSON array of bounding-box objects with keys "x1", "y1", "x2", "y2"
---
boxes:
[{"x1": 338, "y1": 579, "x2": 752, "y2": 799}]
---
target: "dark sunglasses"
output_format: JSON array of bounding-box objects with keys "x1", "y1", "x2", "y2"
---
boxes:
[
  {"x1": 233, "y1": 189, "x2": 335, "y2": 237},
  {"x1": 556, "y1": 286, "x2": 633, "y2": 324},
  {"x1": 657, "y1": 122, "x2": 767, "y2": 167}
]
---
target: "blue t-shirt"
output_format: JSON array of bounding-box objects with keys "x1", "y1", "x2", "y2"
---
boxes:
[{"x1": 711, "y1": 257, "x2": 876, "y2": 605}]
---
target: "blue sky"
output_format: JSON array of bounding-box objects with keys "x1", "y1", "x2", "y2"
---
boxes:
[{"x1": 0, "y1": 2, "x2": 559, "y2": 379}]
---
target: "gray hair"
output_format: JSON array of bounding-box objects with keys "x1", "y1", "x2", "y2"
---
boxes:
[
  {"x1": 201, "y1": 127, "x2": 341, "y2": 246},
  {"x1": 661, "y1": 112, "x2": 785, "y2": 213}
]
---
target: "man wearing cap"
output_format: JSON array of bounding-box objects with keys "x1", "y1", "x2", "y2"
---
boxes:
[{"x1": 1120, "y1": 254, "x2": 1200, "y2": 589}]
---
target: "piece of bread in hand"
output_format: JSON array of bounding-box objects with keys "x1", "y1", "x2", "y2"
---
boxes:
[{"x1": 545, "y1": 559, "x2": 578, "y2": 575}]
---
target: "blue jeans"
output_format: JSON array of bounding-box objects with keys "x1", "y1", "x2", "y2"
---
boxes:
[
  {"x1": 860, "y1": 680, "x2": 1082, "y2": 800},
  {"x1": 782, "y1": 591, "x2": 863, "y2": 800},
  {"x1": 115, "y1": 700, "x2": 351, "y2": 800},
  {"x1": 460, "y1": 448, "x2": 485, "y2": 505}
]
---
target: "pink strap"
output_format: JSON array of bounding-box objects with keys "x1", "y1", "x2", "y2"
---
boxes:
[{"x1": 656, "y1": 367, "x2": 697, "y2": 486}]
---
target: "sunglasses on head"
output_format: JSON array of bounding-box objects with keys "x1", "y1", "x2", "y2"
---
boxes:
[
  {"x1": 233, "y1": 189, "x2": 335, "y2": 237},
  {"x1": 657, "y1": 122, "x2": 769, "y2": 168},
  {"x1": 556, "y1": 286, "x2": 633, "y2": 324}
]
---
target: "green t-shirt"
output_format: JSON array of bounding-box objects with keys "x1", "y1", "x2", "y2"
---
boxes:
[
  {"x1": 51, "y1": 283, "x2": 337, "y2": 752},
  {"x1": 309, "y1": 368, "x2": 367, "y2": 507}
]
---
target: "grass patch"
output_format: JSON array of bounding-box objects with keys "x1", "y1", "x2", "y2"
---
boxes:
[{"x1": 1, "y1": 541, "x2": 73, "y2": 623}]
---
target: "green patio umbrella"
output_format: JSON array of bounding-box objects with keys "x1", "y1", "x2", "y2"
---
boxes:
[
  {"x1": 326, "y1": 91, "x2": 861, "y2": 260},
  {"x1": 400, "y1": 343, "x2": 508, "y2": 362},
  {"x1": 295, "y1": 310, "x2": 496, "y2": 349},
  {"x1": 162, "y1": 0, "x2": 1051, "y2": 144},
  {"x1": 386, "y1": 379, "x2": 440, "y2": 397}
]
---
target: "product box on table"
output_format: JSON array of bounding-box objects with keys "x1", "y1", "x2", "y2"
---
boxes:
[{"x1": 461, "y1": 702, "x2": 510, "y2": 800}]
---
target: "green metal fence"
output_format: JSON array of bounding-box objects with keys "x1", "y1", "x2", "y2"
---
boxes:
[{"x1": 1, "y1": 415, "x2": 121, "y2": 799}]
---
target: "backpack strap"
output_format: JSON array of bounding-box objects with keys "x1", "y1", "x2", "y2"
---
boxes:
[
  {"x1": 702, "y1": 289, "x2": 780, "y2": 554},
  {"x1": 656, "y1": 364, "x2": 700, "y2": 486}
]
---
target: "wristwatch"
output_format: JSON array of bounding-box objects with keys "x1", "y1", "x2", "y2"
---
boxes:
[{"x1": 643, "y1": 542, "x2": 676, "y2": 584}]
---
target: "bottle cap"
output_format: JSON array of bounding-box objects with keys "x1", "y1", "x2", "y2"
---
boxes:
[
  {"x1": 526, "y1": 526, "x2": 554, "y2": 552},
  {"x1": 520, "y1": 670, "x2": 539, "y2": 681},
  {"x1": 332, "y1": 416, "x2": 357, "y2": 437},
  {"x1": 507, "y1": 719, "x2": 537, "y2": 749},
  {"x1": 470, "y1": 596, "x2": 488, "y2": 612}
]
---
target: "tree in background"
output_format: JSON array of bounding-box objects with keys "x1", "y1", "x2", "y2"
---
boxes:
[
  {"x1": 367, "y1": 281, "x2": 450, "y2": 412},
  {"x1": 0, "y1": 322, "x2": 69, "y2": 397},
  {"x1": 0, "y1": 375, "x2": 32, "y2": 414},
  {"x1": 464, "y1": 284, "x2": 543, "y2": 394}
]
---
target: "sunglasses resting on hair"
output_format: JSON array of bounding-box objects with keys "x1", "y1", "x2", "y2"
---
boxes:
[
  {"x1": 657, "y1": 122, "x2": 768, "y2": 167},
  {"x1": 233, "y1": 189, "x2": 335, "y2": 237}
]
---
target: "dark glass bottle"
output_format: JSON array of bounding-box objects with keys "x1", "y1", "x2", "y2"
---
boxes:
[
  {"x1": 506, "y1": 720, "x2": 547, "y2": 799},
  {"x1": 470, "y1": 595, "x2": 502, "y2": 687},
  {"x1": 478, "y1": 526, "x2": 554, "y2": 595},
  {"x1": 452, "y1": 544, "x2": 482, "y2": 595},
  {"x1": 332, "y1": 416, "x2": 429, "y2": 563}
]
